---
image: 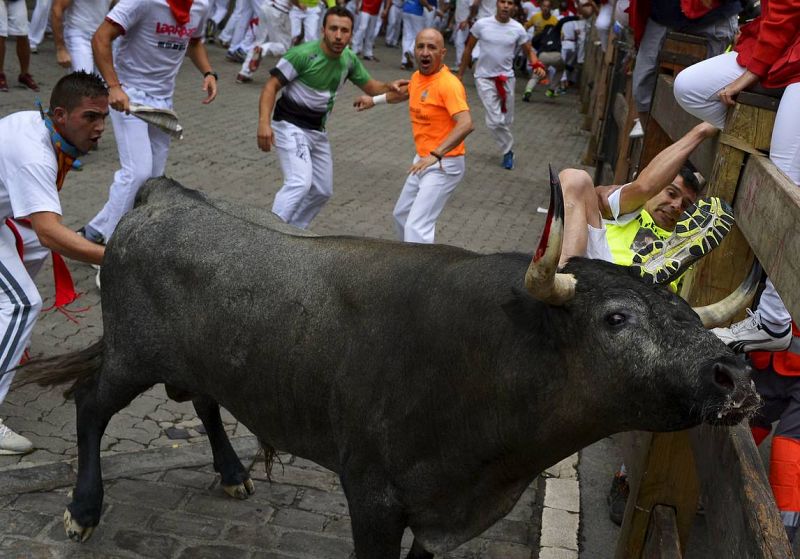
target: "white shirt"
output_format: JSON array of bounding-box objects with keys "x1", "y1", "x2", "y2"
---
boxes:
[
  {"x1": 470, "y1": 16, "x2": 529, "y2": 78},
  {"x1": 108, "y1": 0, "x2": 209, "y2": 98},
  {"x1": 65, "y1": 0, "x2": 112, "y2": 34},
  {"x1": 454, "y1": 0, "x2": 471, "y2": 23},
  {"x1": 561, "y1": 18, "x2": 588, "y2": 63},
  {"x1": 521, "y1": 1, "x2": 539, "y2": 21},
  {"x1": 475, "y1": 0, "x2": 495, "y2": 19},
  {"x1": 0, "y1": 112, "x2": 62, "y2": 221}
]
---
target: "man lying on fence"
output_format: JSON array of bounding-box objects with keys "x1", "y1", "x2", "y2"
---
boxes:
[{"x1": 558, "y1": 121, "x2": 732, "y2": 290}]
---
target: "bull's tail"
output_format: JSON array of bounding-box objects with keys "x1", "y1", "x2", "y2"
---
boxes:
[{"x1": 12, "y1": 339, "x2": 103, "y2": 398}]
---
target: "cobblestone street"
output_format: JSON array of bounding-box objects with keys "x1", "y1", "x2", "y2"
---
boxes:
[{"x1": 0, "y1": 34, "x2": 589, "y2": 558}]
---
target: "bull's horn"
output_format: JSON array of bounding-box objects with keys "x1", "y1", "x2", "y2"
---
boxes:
[
  {"x1": 693, "y1": 260, "x2": 763, "y2": 328},
  {"x1": 524, "y1": 165, "x2": 577, "y2": 305}
]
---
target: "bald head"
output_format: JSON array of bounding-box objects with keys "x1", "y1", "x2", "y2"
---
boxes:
[{"x1": 414, "y1": 28, "x2": 447, "y2": 75}]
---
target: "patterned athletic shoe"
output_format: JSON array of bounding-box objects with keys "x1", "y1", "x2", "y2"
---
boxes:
[{"x1": 630, "y1": 197, "x2": 734, "y2": 285}]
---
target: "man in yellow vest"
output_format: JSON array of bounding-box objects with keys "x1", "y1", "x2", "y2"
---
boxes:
[{"x1": 558, "y1": 121, "x2": 732, "y2": 289}]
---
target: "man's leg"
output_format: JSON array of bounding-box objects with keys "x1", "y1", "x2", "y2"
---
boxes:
[
  {"x1": 288, "y1": 131, "x2": 333, "y2": 229},
  {"x1": 386, "y1": 5, "x2": 401, "y2": 47},
  {"x1": 474, "y1": 78, "x2": 513, "y2": 157},
  {"x1": 631, "y1": 18, "x2": 667, "y2": 130},
  {"x1": 364, "y1": 14, "x2": 381, "y2": 58},
  {"x1": 351, "y1": 10, "x2": 370, "y2": 54},
  {"x1": 65, "y1": 30, "x2": 94, "y2": 73},
  {"x1": 393, "y1": 166, "x2": 421, "y2": 240},
  {"x1": 271, "y1": 121, "x2": 315, "y2": 226},
  {"x1": 87, "y1": 109, "x2": 154, "y2": 241},
  {"x1": 27, "y1": 0, "x2": 51, "y2": 49},
  {"x1": 558, "y1": 168, "x2": 603, "y2": 267},
  {"x1": 674, "y1": 51, "x2": 744, "y2": 130},
  {"x1": 769, "y1": 371, "x2": 800, "y2": 542},
  {"x1": 304, "y1": 7, "x2": 321, "y2": 42},
  {"x1": 402, "y1": 156, "x2": 465, "y2": 243},
  {"x1": 0, "y1": 224, "x2": 43, "y2": 455}
]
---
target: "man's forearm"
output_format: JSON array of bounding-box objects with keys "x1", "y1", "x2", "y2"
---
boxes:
[
  {"x1": 433, "y1": 113, "x2": 473, "y2": 156},
  {"x1": 259, "y1": 81, "x2": 279, "y2": 125},
  {"x1": 51, "y1": 4, "x2": 67, "y2": 50},
  {"x1": 187, "y1": 39, "x2": 213, "y2": 74},
  {"x1": 92, "y1": 35, "x2": 119, "y2": 86}
]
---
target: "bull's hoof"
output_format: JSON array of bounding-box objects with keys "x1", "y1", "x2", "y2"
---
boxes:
[
  {"x1": 64, "y1": 509, "x2": 94, "y2": 543},
  {"x1": 222, "y1": 478, "x2": 255, "y2": 500}
]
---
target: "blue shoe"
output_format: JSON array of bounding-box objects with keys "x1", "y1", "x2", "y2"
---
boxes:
[{"x1": 502, "y1": 150, "x2": 514, "y2": 170}]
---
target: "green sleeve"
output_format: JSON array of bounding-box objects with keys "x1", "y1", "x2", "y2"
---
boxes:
[{"x1": 348, "y1": 54, "x2": 372, "y2": 87}]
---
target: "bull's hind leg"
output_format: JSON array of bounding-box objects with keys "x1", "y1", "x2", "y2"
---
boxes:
[
  {"x1": 65, "y1": 378, "x2": 150, "y2": 542},
  {"x1": 192, "y1": 396, "x2": 255, "y2": 499},
  {"x1": 341, "y1": 468, "x2": 406, "y2": 558},
  {"x1": 406, "y1": 539, "x2": 434, "y2": 559}
]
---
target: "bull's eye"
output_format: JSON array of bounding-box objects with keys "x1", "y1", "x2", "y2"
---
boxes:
[{"x1": 606, "y1": 313, "x2": 627, "y2": 327}]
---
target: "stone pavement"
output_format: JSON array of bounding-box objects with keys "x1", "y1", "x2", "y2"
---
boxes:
[{"x1": 0, "y1": 34, "x2": 589, "y2": 558}]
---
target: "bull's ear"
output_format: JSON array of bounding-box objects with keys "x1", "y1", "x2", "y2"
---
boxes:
[{"x1": 502, "y1": 287, "x2": 543, "y2": 332}]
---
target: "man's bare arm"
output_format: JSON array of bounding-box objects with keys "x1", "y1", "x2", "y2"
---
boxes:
[
  {"x1": 51, "y1": 0, "x2": 74, "y2": 69},
  {"x1": 187, "y1": 37, "x2": 217, "y2": 104},
  {"x1": 614, "y1": 122, "x2": 718, "y2": 216},
  {"x1": 29, "y1": 212, "x2": 104, "y2": 266},
  {"x1": 358, "y1": 78, "x2": 410, "y2": 96},
  {"x1": 457, "y1": 34, "x2": 478, "y2": 79},
  {"x1": 353, "y1": 86, "x2": 410, "y2": 110},
  {"x1": 433, "y1": 110, "x2": 473, "y2": 157},
  {"x1": 92, "y1": 20, "x2": 128, "y2": 111},
  {"x1": 257, "y1": 76, "x2": 283, "y2": 152}
]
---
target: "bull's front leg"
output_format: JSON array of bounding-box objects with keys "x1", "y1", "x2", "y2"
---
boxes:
[
  {"x1": 340, "y1": 466, "x2": 407, "y2": 558},
  {"x1": 192, "y1": 396, "x2": 254, "y2": 499}
]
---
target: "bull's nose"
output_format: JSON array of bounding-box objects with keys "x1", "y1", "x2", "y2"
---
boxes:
[{"x1": 711, "y1": 362, "x2": 736, "y2": 394}]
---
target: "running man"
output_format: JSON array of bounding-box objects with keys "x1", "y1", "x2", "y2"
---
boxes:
[
  {"x1": 257, "y1": 6, "x2": 405, "y2": 229},
  {"x1": 354, "y1": 28, "x2": 473, "y2": 243}
]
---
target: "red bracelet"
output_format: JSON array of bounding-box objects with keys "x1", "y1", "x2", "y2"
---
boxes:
[{"x1": 531, "y1": 61, "x2": 545, "y2": 72}]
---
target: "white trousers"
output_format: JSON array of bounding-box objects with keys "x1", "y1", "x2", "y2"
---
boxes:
[
  {"x1": 27, "y1": 0, "x2": 51, "y2": 46},
  {"x1": 453, "y1": 24, "x2": 469, "y2": 69},
  {"x1": 352, "y1": 11, "x2": 381, "y2": 57},
  {"x1": 475, "y1": 76, "x2": 515, "y2": 154},
  {"x1": 674, "y1": 50, "x2": 800, "y2": 328},
  {"x1": 290, "y1": 6, "x2": 321, "y2": 42},
  {"x1": 0, "y1": 0, "x2": 29, "y2": 37},
  {"x1": 220, "y1": 0, "x2": 255, "y2": 48},
  {"x1": 88, "y1": 88, "x2": 172, "y2": 241},
  {"x1": 401, "y1": 12, "x2": 424, "y2": 62},
  {"x1": 393, "y1": 155, "x2": 465, "y2": 243},
  {"x1": 272, "y1": 120, "x2": 333, "y2": 229},
  {"x1": 210, "y1": 0, "x2": 230, "y2": 24},
  {"x1": 240, "y1": 2, "x2": 292, "y2": 77},
  {"x1": 64, "y1": 28, "x2": 95, "y2": 73},
  {"x1": 385, "y1": 4, "x2": 402, "y2": 47},
  {"x1": 0, "y1": 222, "x2": 48, "y2": 404}
]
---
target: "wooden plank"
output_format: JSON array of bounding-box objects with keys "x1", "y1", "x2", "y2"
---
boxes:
[
  {"x1": 642, "y1": 506, "x2": 682, "y2": 559},
  {"x1": 615, "y1": 431, "x2": 699, "y2": 559},
  {"x1": 650, "y1": 75, "x2": 715, "y2": 177},
  {"x1": 735, "y1": 155, "x2": 800, "y2": 320},
  {"x1": 724, "y1": 102, "x2": 776, "y2": 153},
  {"x1": 689, "y1": 424, "x2": 792, "y2": 558},
  {"x1": 613, "y1": 92, "x2": 628, "y2": 130}
]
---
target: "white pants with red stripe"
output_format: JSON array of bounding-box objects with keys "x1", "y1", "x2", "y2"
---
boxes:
[
  {"x1": 271, "y1": 120, "x2": 333, "y2": 230},
  {"x1": 393, "y1": 155, "x2": 465, "y2": 243},
  {"x1": 475, "y1": 76, "x2": 515, "y2": 155},
  {"x1": 675, "y1": 51, "x2": 800, "y2": 329},
  {"x1": 0, "y1": 221, "x2": 48, "y2": 405},
  {"x1": 87, "y1": 87, "x2": 172, "y2": 241}
]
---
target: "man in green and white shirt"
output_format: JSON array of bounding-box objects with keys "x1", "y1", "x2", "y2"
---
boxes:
[{"x1": 258, "y1": 6, "x2": 403, "y2": 229}]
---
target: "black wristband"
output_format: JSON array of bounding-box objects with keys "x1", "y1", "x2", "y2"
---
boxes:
[
  {"x1": 204, "y1": 71, "x2": 219, "y2": 81},
  {"x1": 431, "y1": 151, "x2": 442, "y2": 161}
]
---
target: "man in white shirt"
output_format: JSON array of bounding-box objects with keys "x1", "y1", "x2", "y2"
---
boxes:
[
  {"x1": 236, "y1": 0, "x2": 293, "y2": 83},
  {"x1": 51, "y1": 0, "x2": 113, "y2": 73},
  {"x1": 80, "y1": 0, "x2": 218, "y2": 249},
  {"x1": 457, "y1": 0, "x2": 543, "y2": 170},
  {"x1": 0, "y1": 72, "x2": 108, "y2": 454}
]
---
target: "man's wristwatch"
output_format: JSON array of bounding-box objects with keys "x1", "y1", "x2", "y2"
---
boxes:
[{"x1": 204, "y1": 71, "x2": 219, "y2": 81}]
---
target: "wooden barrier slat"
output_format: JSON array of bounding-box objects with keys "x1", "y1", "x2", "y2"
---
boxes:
[
  {"x1": 642, "y1": 505, "x2": 682, "y2": 559},
  {"x1": 735, "y1": 154, "x2": 800, "y2": 320},
  {"x1": 650, "y1": 75, "x2": 715, "y2": 178},
  {"x1": 613, "y1": 92, "x2": 628, "y2": 130},
  {"x1": 689, "y1": 424, "x2": 792, "y2": 558},
  {"x1": 615, "y1": 431, "x2": 699, "y2": 559}
]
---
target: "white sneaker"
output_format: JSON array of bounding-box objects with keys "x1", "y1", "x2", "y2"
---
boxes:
[
  {"x1": 629, "y1": 118, "x2": 644, "y2": 139},
  {"x1": 0, "y1": 419, "x2": 33, "y2": 455},
  {"x1": 712, "y1": 309, "x2": 792, "y2": 353}
]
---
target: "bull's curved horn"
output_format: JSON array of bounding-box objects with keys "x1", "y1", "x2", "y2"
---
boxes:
[
  {"x1": 693, "y1": 260, "x2": 763, "y2": 328},
  {"x1": 524, "y1": 165, "x2": 577, "y2": 305}
]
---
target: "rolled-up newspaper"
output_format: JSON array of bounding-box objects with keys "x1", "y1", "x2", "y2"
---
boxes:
[{"x1": 128, "y1": 104, "x2": 184, "y2": 140}]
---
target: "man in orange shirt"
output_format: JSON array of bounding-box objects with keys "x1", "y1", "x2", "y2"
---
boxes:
[{"x1": 354, "y1": 28, "x2": 473, "y2": 243}]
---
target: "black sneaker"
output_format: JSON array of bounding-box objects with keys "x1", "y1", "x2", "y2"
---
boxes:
[
  {"x1": 607, "y1": 473, "x2": 629, "y2": 526},
  {"x1": 630, "y1": 197, "x2": 734, "y2": 285}
]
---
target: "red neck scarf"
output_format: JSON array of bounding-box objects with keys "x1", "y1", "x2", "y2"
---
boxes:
[{"x1": 167, "y1": 0, "x2": 194, "y2": 25}]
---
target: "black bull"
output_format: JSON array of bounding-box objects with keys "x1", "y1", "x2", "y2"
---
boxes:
[{"x1": 19, "y1": 176, "x2": 759, "y2": 558}]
